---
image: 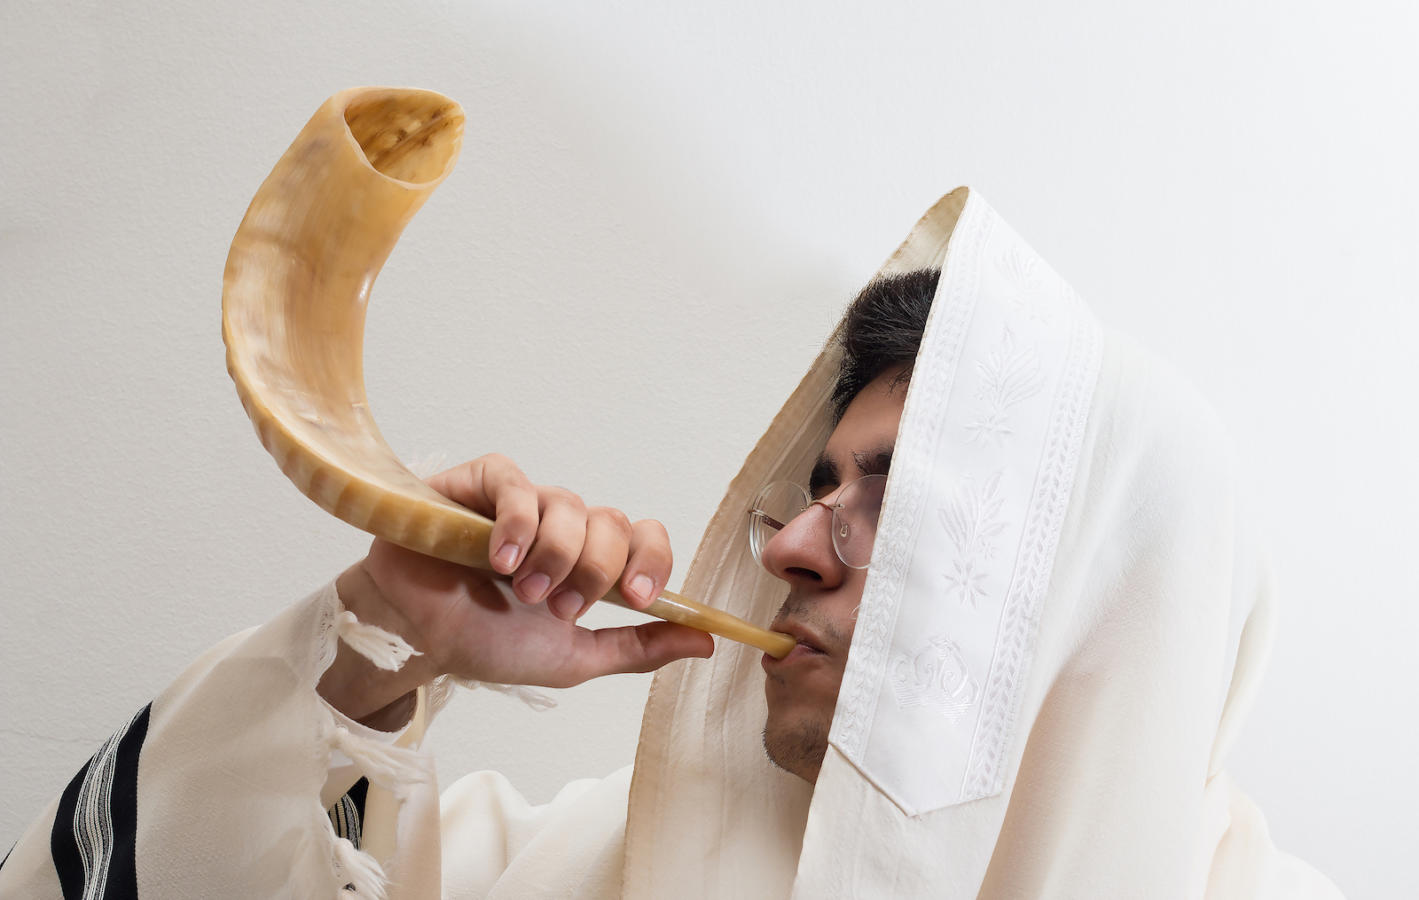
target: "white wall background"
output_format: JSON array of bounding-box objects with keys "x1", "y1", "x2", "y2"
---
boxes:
[{"x1": 2, "y1": 1, "x2": 1414, "y2": 894}]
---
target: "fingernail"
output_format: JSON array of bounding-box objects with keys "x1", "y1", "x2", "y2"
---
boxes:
[
  {"x1": 493, "y1": 542, "x2": 520, "y2": 571},
  {"x1": 629, "y1": 574, "x2": 655, "y2": 604},
  {"x1": 548, "y1": 589, "x2": 584, "y2": 621},
  {"x1": 517, "y1": 572, "x2": 551, "y2": 602}
]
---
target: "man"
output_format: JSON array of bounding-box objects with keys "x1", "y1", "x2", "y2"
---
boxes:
[{"x1": 0, "y1": 190, "x2": 1342, "y2": 898}]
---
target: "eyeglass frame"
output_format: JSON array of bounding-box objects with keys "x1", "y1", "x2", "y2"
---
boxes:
[{"x1": 746, "y1": 472, "x2": 888, "y2": 571}]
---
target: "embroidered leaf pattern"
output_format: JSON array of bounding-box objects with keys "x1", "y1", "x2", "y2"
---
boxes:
[
  {"x1": 997, "y1": 244, "x2": 1055, "y2": 326},
  {"x1": 964, "y1": 327, "x2": 1046, "y2": 447},
  {"x1": 938, "y1": 471, "x2": 1010, "y2": 609}
]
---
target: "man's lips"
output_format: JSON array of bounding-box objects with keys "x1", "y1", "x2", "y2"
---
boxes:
[
  {"x1": 771, "y1": 620, "x2": 828, "y2": 653},
  {"x1": 763, "y1": 620, "x2": 830, "y2": 668}
]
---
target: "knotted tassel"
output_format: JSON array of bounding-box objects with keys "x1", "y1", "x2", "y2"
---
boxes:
[
  {"x1": 333, "y1": 835, "x2": 388, "y2": 900},
  {"x1": 329, "y1": 725, "x2": 432, "y2": 800},
  {"x1": 336, "y1": 611, "x2": 420, "y2": 672}
]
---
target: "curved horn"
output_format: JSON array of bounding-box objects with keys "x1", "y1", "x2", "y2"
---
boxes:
[{"x1": 222, "y1": 87, "x2": 794, "y2": 659}]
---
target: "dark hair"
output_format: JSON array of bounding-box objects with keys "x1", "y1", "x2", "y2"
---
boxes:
[{"x1": 830, "y1": 268, "x2": 940, "y2": 421}]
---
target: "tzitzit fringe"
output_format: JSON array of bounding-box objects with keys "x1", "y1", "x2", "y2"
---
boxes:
[
  {"x1": 430, "y1": 673, "x2": 557, "y2": 717},
  {"x1": 334, "y1": 835, "x2": 388, "y2": 900},
  {"x1": 336, "y1": 611, "x2": 421, "y2": 671},
  {"x1": 323, "y1": 592, "x2": 554, "y2": 897},
  {"x1": 321, "y1": 595, "x2": 427, "y2": 898},
  {"x1": 328, "y1": 725, "x2": 432, "y2": 800}
]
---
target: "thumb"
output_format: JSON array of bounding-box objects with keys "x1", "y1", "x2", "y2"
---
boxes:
[{"x1": 564, "y1": 622, "x2": 715, "y2": 683}]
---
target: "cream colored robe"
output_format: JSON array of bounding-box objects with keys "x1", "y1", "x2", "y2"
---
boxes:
[{"x1": 0, "y1": 189, "x2": 1344, "y2": 899}]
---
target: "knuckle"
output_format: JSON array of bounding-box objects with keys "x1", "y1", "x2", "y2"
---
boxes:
[
  {"x1": 593, "y1": 507, "x2": 634, "y2": 537},
  {"x1": 576, "y1": 562, "x2": 617, "y2": 597},
  {"x1": 479, "y1": 452, "x2": 513, "y2": 472},
  {"x1": 498, "y1": 502, "x2": 537, "y2": 529},
  {"x1": 634, "y1": 518, "x2": 670, "y2": 539},
  {"x1": 579, "y1": 541, "x2": 628, "y2": 593},
  {"x1": 485, "y1": 453, "x2": 532, "y2": 486},
  {"x1": 535, "y1": 540, "x2": 581, "y2": 576},
  {"x1": 543, "y1": 486, "x2": 586, "y2": 511},
  {"x1": 631, "y1": 521, "x2": 673, "y2": 563}
]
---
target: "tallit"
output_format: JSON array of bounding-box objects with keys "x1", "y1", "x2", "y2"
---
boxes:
[{"x1": 623, "y1": 188, "x2": 1343, "y2": 898}]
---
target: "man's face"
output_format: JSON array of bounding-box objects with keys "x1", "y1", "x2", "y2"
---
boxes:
[{"x1": 759, "y1": 366, "x2": 907, "y2": 783}]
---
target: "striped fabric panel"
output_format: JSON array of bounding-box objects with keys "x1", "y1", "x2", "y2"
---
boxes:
[
  {"x1": 50, "y1": 704, "x2": 150, "y2": 900},
  {"x1": 327, "y1": 777, "x2": 369, "y2": 850}
]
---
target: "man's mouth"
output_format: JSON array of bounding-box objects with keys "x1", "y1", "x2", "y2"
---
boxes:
[{"x1": 762, "y1": 620, "x2": 829, "y2": 667}]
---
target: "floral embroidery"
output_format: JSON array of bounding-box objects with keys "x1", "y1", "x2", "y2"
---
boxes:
[
  {"x1": 938, "y1": 470, "x2": 1009, "y2": 609},
  {"x1": 964, "y1": 327, "x2": 1046, "y2": 448},
  {"x1": 997, "y1": 244, "x2": 1055, "y2": 326}
]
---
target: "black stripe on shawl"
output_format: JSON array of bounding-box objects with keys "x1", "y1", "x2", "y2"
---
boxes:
[
  {"x1": 327, "y1": 777, "x2": 370, "y2": 849},
  {"x1": 50, "y1": 704, "x2": 151, "y2": 900}
]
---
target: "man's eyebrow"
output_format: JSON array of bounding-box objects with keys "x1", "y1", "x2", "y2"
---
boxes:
[
  {"x1": 854, "y1": 446, "x2": 893, "y2": 477},
  {"x1": 808, "y1": 446, "x2": 893, "y2": 497},
  {"x1": 808, "y1": 455, "x2": 840, "y2": 498}
]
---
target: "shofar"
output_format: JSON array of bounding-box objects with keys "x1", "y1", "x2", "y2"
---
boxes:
[{"x1": 222, "y1": 86, "x2": 794, "y2": 658}]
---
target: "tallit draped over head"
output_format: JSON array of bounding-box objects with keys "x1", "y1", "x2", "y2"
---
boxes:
[{"x1": 623, "y1": 188, "x2": 1340, "y2": 898}]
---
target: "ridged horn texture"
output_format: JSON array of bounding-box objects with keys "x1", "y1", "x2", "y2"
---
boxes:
[{"x1": 222, "y1": 87, "x2": 794, "y2": 659}]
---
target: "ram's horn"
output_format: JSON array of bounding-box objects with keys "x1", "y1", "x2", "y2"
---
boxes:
[{"x1": 222, "y1": 87, "x2": 794, "y2": 659}]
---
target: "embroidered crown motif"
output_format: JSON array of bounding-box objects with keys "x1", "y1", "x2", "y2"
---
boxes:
[{"x1": 889, "y1": 635, "x2": 979, "y2": 719}]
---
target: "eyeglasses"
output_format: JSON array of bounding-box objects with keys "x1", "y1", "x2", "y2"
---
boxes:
[{"x1": 747, "y1": 473, "x2": 887, "y2": 570}]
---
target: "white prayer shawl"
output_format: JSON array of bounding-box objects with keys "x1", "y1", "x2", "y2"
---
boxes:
[
  {"x1": 0, "y1": 188, "x2": 1343, "y2": 899},
  {"x1": 624, "y1": 188, "x2": 1343, "y2": 898}
]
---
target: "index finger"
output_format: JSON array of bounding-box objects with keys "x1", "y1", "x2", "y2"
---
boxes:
[
  {"x1": 617, "y1": 518, "x2": 673, "y2": 611},
  {"x1": 427, "y1": 454, "x2": 539, "y2": 574}
]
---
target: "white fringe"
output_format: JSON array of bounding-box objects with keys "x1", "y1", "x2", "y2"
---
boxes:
[
  {"x1": 473, "y1": 680, "x2": 558, "y2": 711},
  {"x1": 329, "y1": 726, "x2": 432, "y2": 800},
  {"x1": 336, "y1": 611, "x2": 420, "y2": 672},
  {"x1": 333, "y1": 835, "x2": 388, "y2": 900},
  {"x1": 428, "y1": 675, "x2": 459, "y2": 717},
  {"x1": 430, "y1": 674, "x2": 558, "y2": 713}
]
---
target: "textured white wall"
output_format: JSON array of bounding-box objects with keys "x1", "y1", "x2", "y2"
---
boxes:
[{"x1": 2, "y1": 1, "x2": 1414, "y2": 894}]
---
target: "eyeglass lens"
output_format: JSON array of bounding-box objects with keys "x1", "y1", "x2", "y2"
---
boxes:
[{"x1": 747, "y1": 474, "x2": 887, "y2": 570}]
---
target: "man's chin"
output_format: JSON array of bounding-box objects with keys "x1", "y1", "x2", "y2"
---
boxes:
[{"x1": 761, "y1": 715, "x2": 828, "y2": 784}]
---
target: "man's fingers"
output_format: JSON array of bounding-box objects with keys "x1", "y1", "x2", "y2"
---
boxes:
[
  {"x1": 556, "y1": 622, "x2": 715, "y2": 684},
  {"x1": 426, "y1": 455, "x2": 539, "y2": 575},
  {"x1": 512, "y1": 488, "x2": 587, "y2": 604},
  {"x1": 548, "y1": 507, "x2": 632, "y2": 621},
  {"x1": 421, "y1": 458, "x2": 657, "y2": 623},
  {"x1": 618, "y1": 519, "x2": 673, "y2": 611}
]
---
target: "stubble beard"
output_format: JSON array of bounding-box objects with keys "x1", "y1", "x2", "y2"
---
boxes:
[{"x1": 762, "y1": 711, "x2": 829, "y2": 783}]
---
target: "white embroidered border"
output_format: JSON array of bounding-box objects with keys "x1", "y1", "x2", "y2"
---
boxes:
[
  {"x1": 831, "y1": 196, "x2": 993, "y2": 759},
  {"x1": 830, "y1": 195, "x2": 1104, "y2": 814},
  {"x1": 962, "y1": 286, "x2": 1101, "y2": 797}
]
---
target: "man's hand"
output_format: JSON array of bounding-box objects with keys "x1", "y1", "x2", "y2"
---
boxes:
[{"x1": 317, "y1": 454, "x2": 714, "y2": 727}]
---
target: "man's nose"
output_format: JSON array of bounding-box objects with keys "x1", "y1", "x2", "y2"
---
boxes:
[{"x1": 759, "y1": 495, "x2": 846, "y2": 589}]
